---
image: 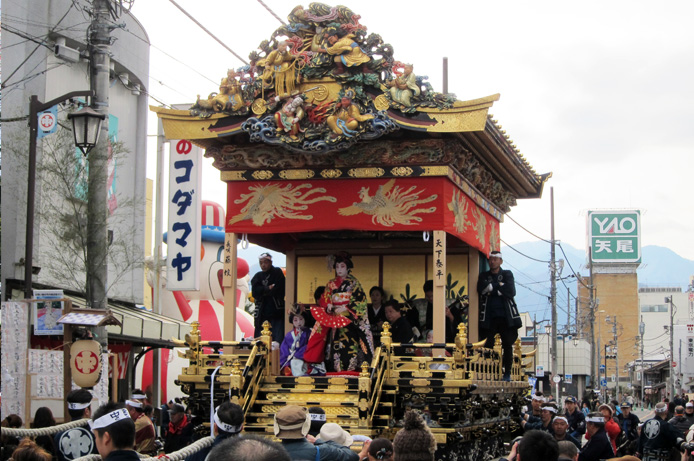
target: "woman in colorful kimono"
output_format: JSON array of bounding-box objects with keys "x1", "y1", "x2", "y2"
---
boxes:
[
  {"x1": 279, "y1": 310, "x2": 311, "y2": 376},
  {"x1": 305, "y1": 252, "x2": 374, "y2": 372}
]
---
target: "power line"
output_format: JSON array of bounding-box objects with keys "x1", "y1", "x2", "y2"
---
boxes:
[
  {"x1": 501, "y1": 238, "x2": 550, "y2": 263},
  {"x1": 504, "y1": 213, "x2": 551, "y2": 243},
  {"x1": 1, "y1": 3, "x2": 75, "y2": 88},
  {"x1": 167, "y1": 0, "x2": 248, "y2": 65},
  {"x1": 256, "y1": 0, "x2": 286, "y2": 25},
  {"x1": 557, "y1": 242, "x2": 592, "y2": 291}
]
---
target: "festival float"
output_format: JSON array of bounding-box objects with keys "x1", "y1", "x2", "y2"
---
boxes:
[{"x1": 153, "y1": 3, "x2": 549, "y2": 459}]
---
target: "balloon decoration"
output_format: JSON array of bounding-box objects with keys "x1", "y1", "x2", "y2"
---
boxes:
[{"x1": 237, "y1": 258, "x2": 249, "y2": 278}]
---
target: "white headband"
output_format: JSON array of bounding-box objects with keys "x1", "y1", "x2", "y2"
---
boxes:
[
  {"x1": 309, "y1": 413, "x2": 326, "y2": 421},
  {"x1": 68, "y1": 402, "x2": 91, "y2": 410},
  {"x1": 542, "y1": 406, "x2": 558, "y2": 414},
  {"x1": 214, "y1": 410, "x2": 241, "y2": 434},
  {"x1": 90, "y1": 409, "x2": 130, "y2": 430},
  {"x1": 553, "y1": 416, "x2": 568, "y2": 424},
  {"x1": 125, "y1": 400, "x2": 143, "y2": 408},
  {"x1": 586, "y1": 416, "x2": 605, "y2": 423},
  {"x1": 532, "y1": 395, "x2": 545, "y2": 402},
  {"x1": 131, "y1": 394, "x2": 147, "y2": 400},
  {"x1": 655, "y1": 405, "x2": 668, "y2": 413},
  {"x1": 490, "y1": 253, "x2": 503, "y2": 259}
]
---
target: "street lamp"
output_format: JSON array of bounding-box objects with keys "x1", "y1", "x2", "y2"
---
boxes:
[
  {"x1": 68, "y1": 105, "x2": 106, "y2": 156},
  {"x1": 24, "y1": 91, "x2": 100, "y2": 299}
]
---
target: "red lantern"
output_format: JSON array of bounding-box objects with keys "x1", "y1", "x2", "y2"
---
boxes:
[
  {"x1": 70, "y1": 340, "x2": 102, "y2": 388},
  {"x1": 237, "y1": 258, "x2": 249, "y2": 278}
]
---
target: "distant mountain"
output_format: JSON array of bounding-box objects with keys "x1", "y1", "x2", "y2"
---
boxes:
[
  {"x1": 235, "y1": 241, "x2": 693, "y2": 329},
  {"x1": 500, "y1": 241, "x2": 694, "y2": 328}
]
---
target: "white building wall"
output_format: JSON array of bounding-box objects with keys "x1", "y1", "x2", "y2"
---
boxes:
[{"x1": 1, "y1": 0, "x2": 150, "y2": 303}]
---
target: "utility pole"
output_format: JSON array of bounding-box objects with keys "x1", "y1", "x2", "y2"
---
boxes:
[
  {"x1": 550, "y1": 188, "x2": 558, "y2": 400},
  {"x1": 613, "y1": 316, "x2": 619, "y2": 399},
  {"x1": 589, "y1": 247, "x2": 596, "y2": 389},
  {"x1": 86, "y1": 0, "x2": 111, "y2": 312},
  {"x1": 667, "y1": 295, "x2": 675, "y2": 399},
  {"x1": 640, "y1": 318, "x2": 645, "y2": 408}
]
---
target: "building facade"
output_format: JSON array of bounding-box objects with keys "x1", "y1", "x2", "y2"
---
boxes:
[{"x1": 2, "y1": 0, "x2": 150, "y2": 303}]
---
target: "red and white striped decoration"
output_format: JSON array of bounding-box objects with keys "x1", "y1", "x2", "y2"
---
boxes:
[{"x1": 201, "y1": 200, "x2": 225, "y2": 227}]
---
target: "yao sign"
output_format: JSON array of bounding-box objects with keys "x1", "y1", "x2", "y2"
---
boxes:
[{"x1": 588, "y1": 210, "x2": 641, "y2": 263}]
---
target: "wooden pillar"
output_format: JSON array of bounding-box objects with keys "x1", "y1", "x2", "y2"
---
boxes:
[
  {"x1": 468, "y1": 250, "x2": 480, "y2": 342},
  {"x1": 223, "y1": 232, "x2": 238, "y2": 347},
  {"x1": 284, "y1": 250, "x2": 296, "y2": 335},
  {"x1": 432, "y1": 231, "x2": 446, "y2": 343}
]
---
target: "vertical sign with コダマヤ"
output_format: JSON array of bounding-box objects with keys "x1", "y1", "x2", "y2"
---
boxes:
[
  {"x1": 588, "y1": 210, "x2": 641, "y2": 263},
  {"x1": 167, "y1": 139, "x2": 202, "y2": 290}
]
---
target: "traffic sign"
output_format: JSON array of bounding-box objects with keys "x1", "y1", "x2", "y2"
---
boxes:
[
  {"x1": 553, "y1": 376, "x2": 561, "y2": 383},
  {"x1": 599, "y1": 364, "x2": 606, "y2": 372},
  {"x1": 600, "y1": 378, "x2": 607, "y2": 387},
  {"x1": 673, "y1": 361, "x2": 677, "y2": 367}
]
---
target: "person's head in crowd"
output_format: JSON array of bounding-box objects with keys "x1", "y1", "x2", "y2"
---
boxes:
[
  {"x1": 258, "y1": 252, "x2": 273, "y2": 272},
  {"x1": 557, "y1": 440, "x2": 578, "y2": 461},
  {"x1": 319, "y1": 423, "x2": 353, "y2": 447},
  {"x1": 620, "y1": 402, "x2": 632, "y2": 416},
  {"x1": 169, "y1": 403, "x2": 186, "y2": 426},
  {"x1": 422, "y1": 280, "x2": 433, "y2": 304},
  {"x1": 307, "y1": 406, "x2": 326, "y2": 437},
  {"x1": 392, "y1": 410, "x2": 436, "y2": 461},
  {"x1": 91, "y1": 402, "x2": 136, "y2": 459},
  {"x1": 541, "y1": 402, "x2": 558, "y2": 425},
  {"x1": 552, "y1": 416, "x2": 570, "y2": 438},
  {"x1": 274, "y1": 405, "x2": 310, "y2": 440},
  {"x1": 564, "y1": 396, "x2": 577, "y2": 413},
  {"x1": 143, "y1": 405, "x2": 153, "y2": 419},
  {"x1": 31, "y1": 407, "x2": 55, "y2": 429},
  {"x1": 66, "y1": 388, "x2": 93, "y2": 420},
  {"x1": 655, "y1": 402, "x2": 669, "y2": 419},
  {"x1": 9, "y1": 438, "x2": 52, "y2": 461},
  {"x1": 214, "y1": 401, "x2": 243, "y2": 436},
  {"x1": 384, "y1": 300, "x2": 402, "y2": 325},
  {"x1": 208, "y1": 434, "x2": 290, "y2": 461},
  {"x1": 367, "y1": 438, "x2": 394, "y2": 461},
  {"x1": 686, "y1": 402, "x2": 694, "y2": 415},
  {"x1": 370, "y1": 286, "x2": 385, "y2": 307},
  {"x1": 425, "y1": 330, "x2": 434, "y2": 344},
  {"x1": 131, "y1": 389, "x2": 147, "y2": 401},
  {"x1": 585, "y1": 412, "x2": 605, "y2": 436},
  {"x1": 598, "y1": 403, "x2": 613, "y2": 420},
  {"x1": 675, "y1": 405, "x2": 685, "y2": 416},
  {"x1": 531, "y1": 392, "x2": 545, "y2": 412},
  {"x1": 517, "y1": 430, "x2": 559, "y2": 461},
  {"x1": 125, "y1": 398, "x2": 145, "y2": 419},
  {"x1": 2, "y1": 415, "x2": 23, "y2": 429}
]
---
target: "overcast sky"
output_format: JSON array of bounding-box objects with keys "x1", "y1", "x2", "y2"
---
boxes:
[{"x1": 132, "y1": 0, "x2": 694, "y2": 262}]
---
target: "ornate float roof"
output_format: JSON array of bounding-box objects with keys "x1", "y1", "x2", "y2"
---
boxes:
[{"x1": 152, "y1": 3, "x2": 549, "y2": 214}]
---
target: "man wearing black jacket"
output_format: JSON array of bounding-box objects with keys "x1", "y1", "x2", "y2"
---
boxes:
[
  {"x1": 251, "y1": 252, "x2": 286, "y2": 342},
  {"x1": 477, "y1": 251, "x2": 521, "y2": 381},
  {"x1": 617, "y1": 402, "x2": 640, "y2": 443},
  {"x1": 579, "y1": 413, "x2": 615, "y2": 461},
  {"x1": 565, "y1": 396, "x2": 586, "y2": 439}
]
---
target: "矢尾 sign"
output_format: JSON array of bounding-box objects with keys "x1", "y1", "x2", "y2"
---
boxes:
[{"x1": 588, "y1": 210, "x2": 641, "y2": 263}]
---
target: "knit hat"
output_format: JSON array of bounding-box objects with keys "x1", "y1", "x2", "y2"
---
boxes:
[{"x1": 393, "y1": 411, "x2": 436, "y2": 461}]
